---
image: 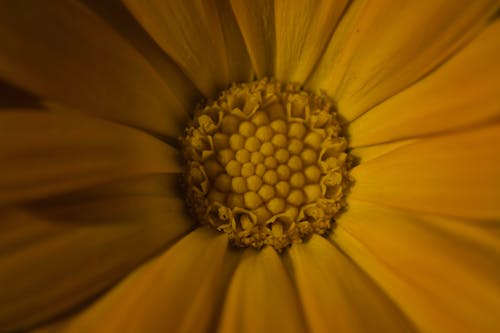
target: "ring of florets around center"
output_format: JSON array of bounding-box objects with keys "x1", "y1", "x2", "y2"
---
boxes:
[{"x1": 183, "y1": 79, "x2": 351, "y2": 251}]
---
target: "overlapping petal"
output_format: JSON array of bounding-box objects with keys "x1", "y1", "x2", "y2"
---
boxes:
[
  {"x1": 217, "y1": 247, "x2": 307, "y2": 333},
  {"x1": 0, "y1": 109, "x2": 180, "y2": 204},
  {"x1": 0, "y1": 0, "x2": 193, "y2": 137},
  {"x1": 350, "y1": 19, "x2": 500, "y2": 147},
  {"x1": 230, "y1": 0, "x2": 275, "y2": 77},
  {"x1": 333, "y1": 200, "x2": 500, "y2": 332},
  {"x1": 123, "y1": 0, "x2": 252, "y2": 97},
  {"x1": 287, "y1": 235, "x2": 416, "y2": 333},
  {"x1": 350, "y1": 123, "x2": 500, "y2": 219},
  {"x1": 38, "y1": 228, "x2": 234, "y2": 333},
  {"x1": 274, "y1": 0, "x2": 349, "y2": 82},
  {"x1": 0, "y1": 174, "x2": 195, "y2": 331},
  {"x1": 307, "y1": 0, "x2": 498, "y2": 121}
]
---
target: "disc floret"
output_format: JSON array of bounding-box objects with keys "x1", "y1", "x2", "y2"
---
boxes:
[{"x1": 183, "y1": 79, "x2": 351, "y2": 251}]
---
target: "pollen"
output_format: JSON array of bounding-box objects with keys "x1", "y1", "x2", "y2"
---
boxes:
[{"x1": 182, "y1": 78, "x2": 352, "y2": 251}]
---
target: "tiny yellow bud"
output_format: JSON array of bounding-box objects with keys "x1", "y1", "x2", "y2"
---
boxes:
[
  {"x1": 263, "y1": 170, "x2": 279, "y2": 185},
  {"x1": 275, "y1": 148, "x2": 290, "y2": 164},
  {"x1": 214, "y1": 174, "x2": 232, "y2": 192},
  {"x1": 235, "y1": 149, "x2": 250, "y2": 163},
  {"x1": 221, "y1": 115, "x2": 240, "y2": 134},
  {"x1": 244, "y1": 191, "x2": 262, "y2": 209},
  {"x1": 260, "y1": 142, "x2": 275, "y2": 156},
  {"x1": 270, "y1": 119, "x2": 287, "y2": 134},
  {"x1": 254, "y1": 206, "x2": 272, "y2": 222},
  {"x1": 267, "y1": 197, "x2": 286, "y2": 214},
  {"x1": 271, "y1": 133, "x2": 287, "y2": 148},
  {"x1": 255, "y1": 125, "x2": 273, "y2": 141},
  {"x1": 239, "y1": 121, "x2": 256, "y2": 137},
  {"x1": 213, "y1": 133, "x2": 229, "y2": 150},
  {"x1": 246, "y1": 175, "x2": 263, "y2": 192},
  {"x1": 241, "y1": 162, "x2": 255, "y2": 177},
  {"x1": 304, "y1": 184, "x2": 321, "y2": 202},
  {"x1": 250, "y1": 151, "x2": 264, "y2": 164},
  {"x1": 276, "y1": 164, "x2": 291, "y2": 180},
  {"x1": 304, "y1": 165, "x2": 321, "y2": 182},
  {"x1": 287, "y1": 189, "x2": 305, "y2": 206},
  {"x1": 232, "y1": 176, "x2": 247, "y2": 194},
  {"x1": 251, "y1": 110, "x2": 270, "y2": 126},
  {"x1": 264, "y1": 156, "x2": 278, "y2": 169},
  {"x1": 244, "y1": 137, "x2": 261, "y2": 152},
  {"x1": 288, "y1": 122, "x2": 307, "y2": 139},
  {"x1": 288, "y1": 138, "x2": 304, "y2": 155},
  {"x1": 225, "y1": 160, "x2": 242, "y2": 177},
  {"x1": 288, "y1": 155, "x2": 303, "y2": 171},
  {"x1": 301, "y1": 149, "x2": 317, "y2": 165},
  {"x1": 290, "y1": 172, "x2": 306, "y2": 188},
  {"x1": 217, "y1": 149, "x2": 234, "y2": 165},
  {"x1": 229, "y1": 134, "x2": 245, "y2": 151},
  {"x1": 304, "y1": 131, "x2": 322, "y2": 149},
  {"x1": 255, "y1": 163, "x2": 266, "y2": 176},
  {"x1": 275, "y1": 181, "x2": 290, "y2": 197},
  {"x1": 258, "y1": 184, "x2": 275, "y2": 201}
]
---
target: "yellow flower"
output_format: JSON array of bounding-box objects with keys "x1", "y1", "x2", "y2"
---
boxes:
[{"x1": 0, "y1": 0, "x2": 499, "y2": 332}]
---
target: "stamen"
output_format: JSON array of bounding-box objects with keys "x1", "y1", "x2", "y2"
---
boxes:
[{"x1": 182, "y1": 78, "x2": 352, "y2": 251}]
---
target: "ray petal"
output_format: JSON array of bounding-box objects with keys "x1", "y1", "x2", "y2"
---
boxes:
[
  {"x1": 350, "y1": 123, "x2": 500, "y2": 219},
  {"x1": 0, "y1": 0, "x2": 192, "y2": 137},
  {"x1": 349, "y1": 19, "x2": 500, "y2": 147},
  {"x1": 332, "y1": 200, "x2": 500, "y2": 332},
  {"x1": 287, "y1": 235, "x2": 415, "y2": 333},
  {"x1": 217, "y1": 247, "x2": 307, "y2": 333},
  {"x1": 0, "y1": 174, "x2": 195, "y2": 331},
  {"x1": 307, "y1": 0, "x2": 498, "y2": 122}
]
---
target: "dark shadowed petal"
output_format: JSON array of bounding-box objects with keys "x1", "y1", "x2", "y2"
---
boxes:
[
  {"x1": 123, "y1": 0, "x2": 252, "y2": 98},
  {"x1": 230, "y1": 0, "x2": 276, "y2": 78},
  {"x1": 0, "y1": 109, "x2": 180, "y2": 204},
  {"x1": 35, "y1": 228, "x2": 236, "y2": 333},
  {"x1": 0, "y1": 0, "x2": 193, "y2": 137},
  {"x1": 0, "y1": 173, "x2": 195, "y2": 331}
]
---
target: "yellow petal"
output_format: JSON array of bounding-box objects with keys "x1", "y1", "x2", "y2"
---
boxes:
[
  {"x1": 0, "y1": 174, "x2": 195, "y2": 331},
  {"x1": 81, "y1": 1, "x2": 199, "y2": 104},
  {"x1": 287, "y1": 235, "x2": 415, "y2": 333},
  {"x1": 214, "y1": 0, "x2": 253, "y2": 84},
  {"x1": 217, "y1": 247, "x2": 307, "y2": 333},
  {"x1": 350, "y1": 139, "x2": 418, "y2": 164},
  {"x1": 0, "y1": 0, "x2": 193, "y2": 137},
  {"x1": 0, "y1": 110, "x2": 180, "y2": 204},
  {"x1": 350, "y1": 19, "x2": 500, "y2": 147},
  {"x1": 230, "y1": 0, "x2": 275, "y2": 77},
  {"x1": 307, "y1": 0, "x2": 498, "y2": 121},
  {"x1": 42, "y1": 228, "x2": 233, "y2": 333},
  {"x1": 274, "y1": 0, "x2": 349, "y2": 82},
  {"x1": 123, "y1": 0, "x2": 244, "y2": 97},
  {"x1": 332, "y1": 200, "x2": 500, "y2": 332},
  {"x1": 350, "y1": 123, "x2": 500, "y2": 219}
]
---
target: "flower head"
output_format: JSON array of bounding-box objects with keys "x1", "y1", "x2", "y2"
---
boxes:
[{"x1": 0, "y1": 1, "x2": 499, "y2": 332}]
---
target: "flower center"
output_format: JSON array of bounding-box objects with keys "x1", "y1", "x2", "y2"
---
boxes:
[{"x1": 182, "y1": 79, "x2": 351, "y2": 251}]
